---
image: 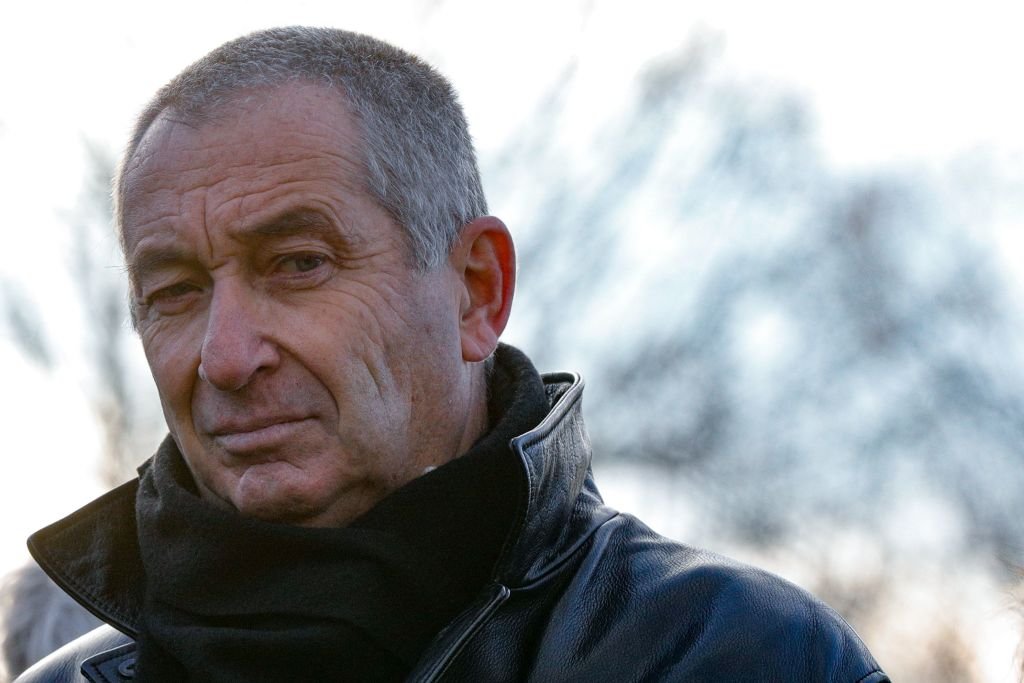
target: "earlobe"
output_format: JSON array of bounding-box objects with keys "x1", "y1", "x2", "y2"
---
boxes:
[{"x1": 454, "y1": 216, "x2": 516, "y2": 362}]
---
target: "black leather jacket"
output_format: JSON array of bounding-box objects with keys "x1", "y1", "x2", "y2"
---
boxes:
[{"x1": 19, "y1": 373, "x2": 889, "y2": 682}]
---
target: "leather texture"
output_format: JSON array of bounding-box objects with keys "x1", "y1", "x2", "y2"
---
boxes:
[
  {"x1": 16, "y1": 626, "x2": 133, "y2": 682},
  {"x1": 20, "y1": 373, "x2": 888, "y2": 682}
]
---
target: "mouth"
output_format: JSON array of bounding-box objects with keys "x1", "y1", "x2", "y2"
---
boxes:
[{"x1": 209, "y1": 417, "x2": 314, "y2": 455}]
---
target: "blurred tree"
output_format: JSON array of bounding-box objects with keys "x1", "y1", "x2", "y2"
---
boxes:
[
  {"x1": 0, "y1": 281, "x2": 52, "y2": 370},
  {"x1": 66, "y1": 143, "x2": 161, "y2": 486},
  {"x1": 491, "y1": 33, "x2": 1024, "y2": 578},
  {"x1": 2, "y1": 20, "x2": 1018, "y2": 680}
]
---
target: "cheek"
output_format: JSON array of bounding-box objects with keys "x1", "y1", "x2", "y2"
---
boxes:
[
  {"x1": 141, "y1": 322, "x2": 203, "y2": 417},
  {"x1": 277, "y1": 292, "x2": 390, "y2": 369}
]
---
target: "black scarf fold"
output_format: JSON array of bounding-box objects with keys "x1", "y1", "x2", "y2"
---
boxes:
[{"x1": 134, "y1": 345, "x2": 548, "y2": 682}]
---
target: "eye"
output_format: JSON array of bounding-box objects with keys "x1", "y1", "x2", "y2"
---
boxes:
[
  {"x1": 152, "y1": 282, "x2": 199, "y2": 299},
  {"x1": 277, "y1": 253, "x2": 327, "y2": 274},
  {"x1": 141, "y1": 281, "x2": 202, "y2": 316}
]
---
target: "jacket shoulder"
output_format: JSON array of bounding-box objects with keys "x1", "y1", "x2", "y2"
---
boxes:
[
  {"x1": 573, "y1": 513, "x2": 890, "y2": 682},
  {"x1": 15, "y1": 625, "x2": 135, "y2": 683}
]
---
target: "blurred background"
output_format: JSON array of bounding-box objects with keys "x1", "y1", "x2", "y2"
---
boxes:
[{"x1": 1, "y1": 1, "x2": 1023, "y2": 680}]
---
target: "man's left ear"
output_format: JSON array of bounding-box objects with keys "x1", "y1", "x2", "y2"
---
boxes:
[{"x1": 451, "y1": 216, "x2": 515, "y2": 362}]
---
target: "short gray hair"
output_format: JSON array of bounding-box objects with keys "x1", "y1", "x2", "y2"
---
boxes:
[{"x1": 114, "y1": 26, "x2": 488, "y2": 269}]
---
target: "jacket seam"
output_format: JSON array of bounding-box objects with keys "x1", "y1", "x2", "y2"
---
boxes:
[
  {"x1": 513, "y1": 386, "x2": 581, "y2": 516},
  {"x1": 27, "y1": 543, "x2": 137, "y2": 636},
  {"x1": 497, "y1": 377, "x2": 584, "y2": 575},
  {"x1": 510, "y1": 509, "x2": 621, "y2": 591},
  {"x1": 854, "y1": 670, "x2": 887, "y2": 683}
]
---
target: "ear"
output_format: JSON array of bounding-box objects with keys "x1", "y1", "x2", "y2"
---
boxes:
[{"x1": 450, "y1": 216, "x2": 516, "y2": 362}]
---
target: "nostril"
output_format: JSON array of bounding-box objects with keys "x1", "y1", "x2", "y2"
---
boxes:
[
  {"x1": 198, "y1": 293, "x2": 280, "y2": 391},
  {"x1": 198, "y1": 338, "x2": 279, "y2": 392},
  {"x1": 197, "y1": 357, "x2": 253, "y2": 392}
]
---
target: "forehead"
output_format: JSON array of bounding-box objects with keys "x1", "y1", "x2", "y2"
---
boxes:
[{"x1": 119, "y1": 83, "x2": 371, "y2": 252}]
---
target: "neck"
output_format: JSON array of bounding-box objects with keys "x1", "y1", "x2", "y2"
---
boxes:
[{"x1": 452, "y1": 362, "x2": 491, "y2": 458}]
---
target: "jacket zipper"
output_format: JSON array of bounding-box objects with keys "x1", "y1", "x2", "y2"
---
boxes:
[{"x1": 407, "y1": 583, "x2": 511, "y2": 683}]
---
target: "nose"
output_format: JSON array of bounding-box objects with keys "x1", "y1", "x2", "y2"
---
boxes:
[{"x1": 198, "y1": 282, "x2": 279, "y2": 391}]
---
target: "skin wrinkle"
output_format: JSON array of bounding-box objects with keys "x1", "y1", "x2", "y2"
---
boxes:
[
  {"x1": 130, "y1": 194, "x2": 377, "y2": 307},
  {"x1": 125, "y1": 90, "x2": 420, "y2": 268},
  {"x1": 122, "y1": 82, "x2": 503, "y2": 527},
  {"x1": 111, "y1": 40, "x2": 495, "y2": 266}
]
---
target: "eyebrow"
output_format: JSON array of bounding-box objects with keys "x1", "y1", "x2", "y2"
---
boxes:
[
  {"x1": 128, "y1": 209, "x2": 358, "y2": 284},
  {"x1": 127, "y1": 244, "x2": 193, "y2": 286},
  {"x1": 237, "y1": 208, "x2": 365, "y2": 254},
  {"x1": 242, "y1": 209, "x2": 339, "y2": 240}
]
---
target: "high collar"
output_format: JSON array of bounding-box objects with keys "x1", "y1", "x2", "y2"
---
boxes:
[
  {"x1": 26, "y1": 370, "x2": 612, "y2": 638},
  {"x1": 496, "y1": 372, "x2": 615, "y2": 585}
]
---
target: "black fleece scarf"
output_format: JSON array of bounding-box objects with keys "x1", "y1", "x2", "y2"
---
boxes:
[{"x1": 133, "y1": 345, "x2": 548, "y2": 682}]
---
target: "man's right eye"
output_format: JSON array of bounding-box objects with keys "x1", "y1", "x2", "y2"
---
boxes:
[{"x1": 145, "y1": 282, "x2": 201, "y2": 313}]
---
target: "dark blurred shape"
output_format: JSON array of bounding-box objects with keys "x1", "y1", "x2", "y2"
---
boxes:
[{"x1": 0, "y1": 562, "x2": 100, "y2": 681}]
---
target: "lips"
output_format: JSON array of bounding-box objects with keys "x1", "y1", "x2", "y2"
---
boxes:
[{"x1": 208, "y1": 417, "x2": 314, "y2": 454}]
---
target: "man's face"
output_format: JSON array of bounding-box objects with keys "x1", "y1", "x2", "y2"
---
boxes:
[{"x1": 121, "y1": 83, "x2": 480, "y2": 527}]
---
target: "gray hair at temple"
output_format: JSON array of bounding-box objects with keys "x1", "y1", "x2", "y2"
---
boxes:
[{"x1": 113, "y1": 26, "x2": 488, "y2": 270}]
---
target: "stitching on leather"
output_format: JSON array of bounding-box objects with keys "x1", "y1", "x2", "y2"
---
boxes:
[
  {"x1": 36, "y1": 482, "x2": 136, "y2": 538},
  {"x1": 854, "y1": 669, "x2": 886, "y2": 683},
  {"x1": 36, "y1": 558, "x2": 136, "y2": 629}
]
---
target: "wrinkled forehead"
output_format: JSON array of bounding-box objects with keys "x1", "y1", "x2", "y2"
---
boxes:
[
  {"x1": 119, "y1": 83, "x2": 368, "y2": 245},
  {"x1": 124, "y1": 82, "x2": 365, "y2": 179},
  {"x1": 118, "y1": 82, "x2": 370, "y2": 251}
]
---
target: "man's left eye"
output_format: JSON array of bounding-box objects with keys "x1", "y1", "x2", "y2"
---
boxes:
[{"x1": 279, "y1": 254, "x2": 326, "y2": 273}]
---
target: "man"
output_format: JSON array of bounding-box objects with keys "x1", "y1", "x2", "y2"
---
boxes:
[{"x1": 18, "y1": 27, "x2": 888, "y2": 682}]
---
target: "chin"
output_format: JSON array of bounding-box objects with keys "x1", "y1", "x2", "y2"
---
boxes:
[
  {"x1": 218, "y1": 469, "x2": 328, "y2": 526},
  {"x1": 230, "y1": 493, "x2": 326, "y2": 526}
]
